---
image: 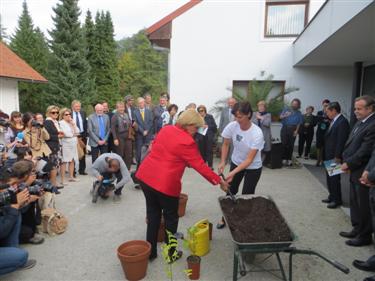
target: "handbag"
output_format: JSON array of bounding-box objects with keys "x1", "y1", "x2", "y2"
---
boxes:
[
  {"x1": 77, "y1": 137, "x2": 86, "y2": 160},
  {"x1": 41, "y1": 208, "x2": 68, "y2": 235}
]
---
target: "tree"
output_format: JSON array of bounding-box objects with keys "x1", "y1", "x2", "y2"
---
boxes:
[
  {"x1": 10, "y1": 1, "x2": 50, "y2": 113},
  {"x1": 48, "y1": 0, "x2": 95, "y2": 107},
  {"x1": 118, "y1": 31, "x2": 168, "y2": 101},
  {"x1": 0, "y1": 14, "x2": 9, "y2": 42},
  {"x1": 85, "y1": 10, "x2": 119, "y2": 106}
]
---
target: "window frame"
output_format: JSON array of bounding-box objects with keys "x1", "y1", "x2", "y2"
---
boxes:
[{"x1": 264, "y1": 1, "x2": 310, "y2": 38}]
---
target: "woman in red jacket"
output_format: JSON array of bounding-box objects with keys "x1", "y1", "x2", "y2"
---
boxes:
[{"x1": 136, "y1": 109, "x2": 228, "y2": 262}]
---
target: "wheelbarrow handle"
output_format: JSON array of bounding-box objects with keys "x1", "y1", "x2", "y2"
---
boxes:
[
  {"x1": 219, "y1": 173, "x2": 236, "y2": 201},
  {"x1": 331, "y1": 260, "x2": 350, "y2": 274}
]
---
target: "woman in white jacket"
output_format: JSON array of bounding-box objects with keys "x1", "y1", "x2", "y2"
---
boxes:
[{"x1": 59, "y1": 108, "x2": 80, "y2": 184}]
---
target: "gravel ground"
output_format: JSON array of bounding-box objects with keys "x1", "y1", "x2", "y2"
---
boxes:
[{"x1": 4, "y1": 157, "x2": 375, "y2": 281}]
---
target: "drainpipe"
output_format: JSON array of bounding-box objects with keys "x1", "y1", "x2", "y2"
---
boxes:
[{"x1": 350, "y1": 62, "x2": 363, "y2": 127}]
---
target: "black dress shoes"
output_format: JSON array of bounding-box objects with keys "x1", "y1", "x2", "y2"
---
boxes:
[
  {"x1": 79, "y1": 172, "x2": 88, "y2": 175},
  {"x1": 322, "y1": 198, "x2": 331, "y2": 203},
  {"x1": 364, "y1": 275, "x2": 375, "y2": 281},
  {"x1": 339, "y1": 230, "x2": 358, "y2": 238},
  {"x1": 345, "y1": 238, "x2": 372, "y2": 247},
  {"x1": 327, "y1": 202, "x2": 342, "y2": 209},
  {"x1": 353, "y1": 260, "x2": 375, "y2": 272}
]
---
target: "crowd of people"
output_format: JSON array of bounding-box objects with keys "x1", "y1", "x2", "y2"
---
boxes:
[{"x1": 2, "y1": 91, "x2": 375, "y2": 281}]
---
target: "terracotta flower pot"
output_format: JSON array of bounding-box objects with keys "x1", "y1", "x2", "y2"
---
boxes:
[
  {"x1": 178, "y1": 193, "x2": 188, "y2": 217},
  {"x1": 187, "y1": 255, "x2": 201, "y2": 280},
  {"x1": 117, "y1": 240, "x2": 151, "y2": 281}
]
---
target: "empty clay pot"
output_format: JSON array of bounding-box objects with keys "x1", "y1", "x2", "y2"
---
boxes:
[
  {"x1": 187, "y1": 255, "x2": 201, "y2": 280},
  {"x1": 178, "y1": 193, "x2": 188, "y2": 217},
  {"x1": 117, "y1": 240, "x2": 151, "y2": 281}
]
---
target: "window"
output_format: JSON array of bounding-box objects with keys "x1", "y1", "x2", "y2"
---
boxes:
[{"x1": 265, "y1": 0, "x2": 309, "y2": 37}]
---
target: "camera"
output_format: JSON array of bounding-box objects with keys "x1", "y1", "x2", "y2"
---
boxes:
[
  {"x1": 0, "y1": 184, "x2": 17, "y2": 207},
  {"x1": 31, "y1": 120, "x2": 43, "y2": 128},
  {"x1": 0, "y1": 118, "x2": 11, "y2": 128},
  {"x1": 18, "y1": 179, "x2": 57, "y2": 196}
]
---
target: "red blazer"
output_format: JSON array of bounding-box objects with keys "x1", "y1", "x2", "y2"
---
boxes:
[{"x1": 136, "y1": 125, "x2": 221, "y2": 197}]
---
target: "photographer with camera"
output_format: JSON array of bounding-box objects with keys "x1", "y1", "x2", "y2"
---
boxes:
[
  {"x1": 0, "y1": 160, "x2": 39, "y2": 275},
  {"x1": 22, "y1": 112, "x2": 61, "y2": 191},
  {"x1": 91, "y1": 153, "x2": 133, "y2": 203}
]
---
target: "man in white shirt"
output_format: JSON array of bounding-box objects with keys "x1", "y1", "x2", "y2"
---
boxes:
[{"x1": 71, "y1": 100, "x2": 87, "y2": 175}]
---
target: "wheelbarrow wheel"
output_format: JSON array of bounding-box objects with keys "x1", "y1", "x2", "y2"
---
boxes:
[{"x1": 240, "y1": 270, "x2": 246, "y2": 276}]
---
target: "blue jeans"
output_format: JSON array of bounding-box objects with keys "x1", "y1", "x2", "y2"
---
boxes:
[
  {"x1": 0, "y1": 247, "x2": 28, "y2": 275},
  {"x1": 0, "y1": 213, "x2": 22, "y2": 248}
]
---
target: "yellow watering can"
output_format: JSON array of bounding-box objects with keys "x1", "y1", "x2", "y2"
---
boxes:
[{"x1": 188, "y1": 219, "x2": 210, "y2": 256}]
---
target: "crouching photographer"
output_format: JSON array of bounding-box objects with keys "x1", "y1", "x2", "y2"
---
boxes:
[
  {"x1": 0, "y1": 160, "x2": 39, "y2": 275},
  {"x1": 91, "y1": 153, "x2": 133, "y2": 203}
]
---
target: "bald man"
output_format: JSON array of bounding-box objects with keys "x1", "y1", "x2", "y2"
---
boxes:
[{"x1": 88, "y1": 103, "x2": 110, "y2": 162}]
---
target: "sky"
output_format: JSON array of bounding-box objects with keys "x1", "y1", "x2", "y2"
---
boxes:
[{"x1": 1, "y1": 0, "x2": 187, "y2": 40}]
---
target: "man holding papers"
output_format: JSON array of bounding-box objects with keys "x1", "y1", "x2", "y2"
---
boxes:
[{"x1": 322, "y1": 102, "x2": 349, "y2": 209}]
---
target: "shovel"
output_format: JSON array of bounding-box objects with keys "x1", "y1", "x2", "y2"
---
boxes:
[{"x1": 219, "y1": 173, "x2": 237, "y2": 204}]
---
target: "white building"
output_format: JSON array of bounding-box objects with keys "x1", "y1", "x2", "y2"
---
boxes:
[
  {"x1": 147, "y1": 0, "x2": 375, "y2": 121},
  {"x1": 0, "y1": 41, "x2": 47, "y2": 115}
]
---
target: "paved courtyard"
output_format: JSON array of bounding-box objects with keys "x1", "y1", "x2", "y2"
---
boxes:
[{"x1": 4, "y1": 157, "x2": 375, "y2": 281}]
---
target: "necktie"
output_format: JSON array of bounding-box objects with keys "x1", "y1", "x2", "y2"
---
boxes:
[
  {"x1": 141, "y1": 109, "x2": 145, "y2": 121},
  {"x1": 75, "y1": 112, "x2": 81, "y2": 131},
  {"x1": 98, "y1": 115, "x2": 105, "y2": 140}
]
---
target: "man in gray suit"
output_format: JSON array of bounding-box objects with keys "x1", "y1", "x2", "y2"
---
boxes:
[
  {"x1": 88, "y1": 103, "x2": 110, "y2": 163},
  {"x1": 219, "y1": 97, "x2": 236, "y2": 163},
  {"x1": 134, "y1": 97, "x2": 154, "y2": 166},
  {"x1": 219, "y1": 97, "x2": 236, "y2": 133}
]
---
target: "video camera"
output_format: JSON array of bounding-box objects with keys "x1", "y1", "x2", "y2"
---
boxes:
[
  {"x1": 0, "y1": 118, "x2": 11, "y2": 128},
  {"x1": 31, "y1": 120, "x2": 43, "y2": 128},
  {"x1": 0, "y1": 184, "x2": 17, "y2": 207}
]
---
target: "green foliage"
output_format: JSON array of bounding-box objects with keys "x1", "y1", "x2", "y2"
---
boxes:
[
  {"x1": 83, "y1": 10, "x2": 119, "y2": 106},
  {"x1": 118, "y1": 31, "x2": 168, "y2": 102},
  {"x1": 211, "y1": 72, "x2": 299, "y2": 119},
  {"x1": 48, "y1": 0, "x2": 95, "y2": 107},
  {"x1": 10, "y1": 1, "x2": 50, "y2": 113}
]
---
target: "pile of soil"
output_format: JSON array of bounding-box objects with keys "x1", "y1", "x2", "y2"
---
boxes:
[{"x1": 220, "y1": 197, "x2": 292, "y2": 243}]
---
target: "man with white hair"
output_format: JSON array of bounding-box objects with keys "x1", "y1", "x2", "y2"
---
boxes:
[{"x1": 87, "y1": 103, "x2": 110, "y2": 162}]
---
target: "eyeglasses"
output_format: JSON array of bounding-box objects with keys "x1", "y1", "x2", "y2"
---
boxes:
[
  {"x1": 51, "y1": 111, "x2": 59, "y2": 114},
  {"x1": 198, "y1": 110, "x2": 205, "y2": 113},
  {"x1": 64, "y1": 113, "x2": 71, "y2": 116}
]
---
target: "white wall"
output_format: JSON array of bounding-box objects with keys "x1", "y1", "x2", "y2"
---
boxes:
[
  {"x1": 168, "y1": 0, "x2": 353, "y2": 117},
  {"x1": 0, "y1": 78, "x2": 19, "y2": 115}
]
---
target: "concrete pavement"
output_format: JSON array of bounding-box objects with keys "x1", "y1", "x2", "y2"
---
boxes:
[{"x1": 4, "y1": 157, "x2": 375, "y2": 281}]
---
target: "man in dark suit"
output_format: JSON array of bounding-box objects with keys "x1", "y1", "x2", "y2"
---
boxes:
[
  {"x1": 322, "y1": 102, "x2": 350, "y2": 208},
  {"x1": 87, "y1": 104, "x2": 110, "y2": 163},
  {"x1": 351, "y1": 148, "x2": 375, "y2": 273},
  {"x1": 153, "y1": 95, "x2": 168, "y2": 134},
  {"x1": 340, "y1": 95, "x2": 375, "y2": 247},
  {"x1": 134, "y1": 97, "x2": 153, "y2": 166},
  {"x1": 102, "y1": 101, "x2": 114, "y2": 152},
  {"x1": 71, "y1": 100, "x2": 88, "y2": 175}
]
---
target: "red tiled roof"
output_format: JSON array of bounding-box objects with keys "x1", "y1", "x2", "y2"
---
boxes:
[
  {"x1": 146, "y1": 0, "x2": 202, "y2": 35},
  {"x1": 0, "y1": 41, "x2": 47, "y2": 83}
]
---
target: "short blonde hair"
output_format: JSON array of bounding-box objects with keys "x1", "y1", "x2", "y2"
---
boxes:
[
  {"x1": 176, "y1": 109, "x2": 204, "y2": 128},
  {"x1": 59, "y1": 108, "x2": 71, "y2": 120},
  {"x1": 257, "y1": 100, "x2": 267, "y2": 107},
  {"x1": 46, "y1": 105, "x2": 60, "y2": 118},
  {"x1": 71, "y1": 100, "x2": 81, "y2": 107}
]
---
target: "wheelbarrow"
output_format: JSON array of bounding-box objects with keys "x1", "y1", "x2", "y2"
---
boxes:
[{"x1": 218, "y1": 194, "x2": 350, "y2": 281}]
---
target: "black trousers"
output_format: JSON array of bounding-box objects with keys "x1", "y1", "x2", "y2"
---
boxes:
[
  {"x1": 78, "y1": 136, "x2": 87, "y2": 174},
  {"x1": 281, "y1": 125, "x2": 297, "y2": 160},
  {"x1": 350, "y1": 181, "x2": 372, "y2": 240},
  {"x1": 91, "y1": 144, "x2": 108, "y2": 163},
  {"x1": 19, "y1": 202, "x2": 39, "y2": 243},
  {"x1": 229, "y1": 162, "x2": 262, "y2": 195},
  {"x1": 141, "y1": 182, "x2": 179, "y2": 257},
  {"x1": 298, "y1": 129, "x2": 314, "y2": 157},
  {"x1": 197, "y1": 135, "x2": 214, "y2": 168},
  {"x1": 326, "y1": 172, "x2": 342, "y2": 204}
]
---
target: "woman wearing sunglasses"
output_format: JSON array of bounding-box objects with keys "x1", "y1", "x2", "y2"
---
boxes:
[
  {"x1": 59, "y1": 108, "x2": 80, "y2": 184},
  {"x1": 44, "y1": 105, "x2": 64, "y2": 189}
]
